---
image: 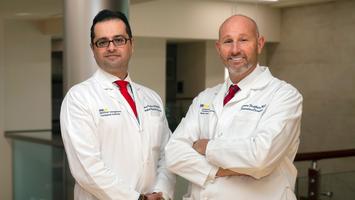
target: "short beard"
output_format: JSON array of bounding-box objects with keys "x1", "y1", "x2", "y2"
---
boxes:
[{"x1": 227, "y1": 62, "x2": 254, "y2": 78}]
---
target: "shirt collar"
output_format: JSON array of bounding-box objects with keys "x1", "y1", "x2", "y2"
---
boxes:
[{"x1": 96, "y1": 67, "x2": 133, "y2": 87}]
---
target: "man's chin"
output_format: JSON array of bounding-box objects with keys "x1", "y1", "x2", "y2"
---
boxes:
[
  {"x1": 227, "y1": 64, "x2": 249, "y2": 74},
  {"x1": 228, "y1": 63, "x2": 256, "y2": 78}
]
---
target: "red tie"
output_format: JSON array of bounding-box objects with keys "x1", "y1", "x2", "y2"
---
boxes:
[
  {"x1": 115, "y1": 80, "x2": 138, "y2": 118},
  {"x1": 223, "y1": 85, "x2": 240, "y2": 106}
]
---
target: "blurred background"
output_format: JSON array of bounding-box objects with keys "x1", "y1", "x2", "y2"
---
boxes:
[{"x1": 1, "y1": 0, "x2": 355, "y2": 199}]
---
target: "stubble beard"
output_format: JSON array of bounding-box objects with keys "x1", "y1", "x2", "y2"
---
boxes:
[{"x1": 98, "y1": 58, "x2": 129, "y2": 77}]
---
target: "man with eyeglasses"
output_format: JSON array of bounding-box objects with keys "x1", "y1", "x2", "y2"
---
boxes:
[{"x1": 60, "y1": 10, "x2": 175, "y2": 200}]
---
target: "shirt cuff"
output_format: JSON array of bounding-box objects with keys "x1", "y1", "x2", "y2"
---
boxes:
[{"x1": 204, "y1": 165, "x2": 219, "y2": 186}]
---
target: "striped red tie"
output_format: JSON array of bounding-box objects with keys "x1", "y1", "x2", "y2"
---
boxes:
[
  {"x1": 115, "y1": 80, "x2": 138, "y2": 118},
  {"x1": 223, "y1": 85, "x2": 240, "y2": 106}
]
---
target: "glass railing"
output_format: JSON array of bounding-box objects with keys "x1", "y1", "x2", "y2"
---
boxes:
[
  {"x1": 5, "y1": 131, "x2": 355, "y2": 200},
  {"x1": 295, "y1": 151, "x2": 355, "y2": 200},
  {"x1": 5, "y1": 130, "x2": 74, "y2": 200},
  {"x1": 297, "y1": 170, "x2": 355, "y2": 200}
]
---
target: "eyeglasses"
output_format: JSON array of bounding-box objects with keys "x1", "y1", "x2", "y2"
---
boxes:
[{"x1": 94, "y1": 36, "x2": 131, "y2": 48}]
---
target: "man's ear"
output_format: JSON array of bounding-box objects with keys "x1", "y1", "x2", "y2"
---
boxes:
[
  {"x1": 130, "y1": 38, "x2": 134, "y2": 54},
  {"x1": 90, "y1": 43, "x2": 95, "y2": 54},
  {"x1": 215, "y1": 40, "x2": 221, "y2": 56},
  {"x1": 257, "y1": 36, "x2": 265, "y2": 54}
]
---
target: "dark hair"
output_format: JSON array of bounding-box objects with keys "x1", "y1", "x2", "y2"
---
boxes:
[{"x1": 90, "y1": 9, "x2": 132, "y2": 44}]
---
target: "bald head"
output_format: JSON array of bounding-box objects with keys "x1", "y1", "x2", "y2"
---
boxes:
[
  {"x1": 215, "y1": 14, "x2": 265, "y2": 83},
  {"x1": 219, "y1": 15, "x2": 260, "y2": 39}
]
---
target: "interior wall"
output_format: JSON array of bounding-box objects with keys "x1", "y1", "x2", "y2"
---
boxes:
[
  {"x1": 129, "y1": 37, "x2": 167, "y2": 103},
  {"x1": 205, "y1": 40, "x2": 225, "y2": 88},
  {"x1": 1, "y1": 18, "x2": 52, "y2": 200},
  {"x1": 130, "y1": 0, "x2": 281, "y2": 41},
  {"x1": 0, "y1": 17, "x2": 13, "y2": 200},
  {"x1": 176, "y1": 42, "x2": 206, "y2": 98},
  {"x1": 4, "y1": 19, "x2": 51, "y2": 130},
  {"x1": 268, "y1": 3, "x2": 355, "y2": 194},
  {"x1": 268, "y1": 0, "x2": 355, "y2": 153}
]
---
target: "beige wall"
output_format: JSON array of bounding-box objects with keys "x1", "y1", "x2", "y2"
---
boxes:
[
  {"x1": 0, "y1": 19, "x2": 52, "y2": 199},
  {"x1": 129, "y1": 37, "x2": 167, "y2": 103},
  {"x1": 267, "y1": 3, "x2": 355, "y2": 195},
  {"x1": 268, "y1": 0, "x2": 355, "y2": 153},
  {"x1": 205, "y1": 40, "x2": 225, "y2": 88},
  {"x1": 131, "y1": 0, "x2": 281, "y2": 41},
  {"x1": 176, "y1": 42, "x2": 206, "y2": 98},
  {"x1": 0, "y1": 18, "x2": 13, "y2": 200},
  {"x1": 4, "y1": 19, "x2": 51, "y2": 130}
]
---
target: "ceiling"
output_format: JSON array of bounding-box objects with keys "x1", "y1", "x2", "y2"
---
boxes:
[{"x1": 0, "y1": 0, "x2": 335, "y2": 20}]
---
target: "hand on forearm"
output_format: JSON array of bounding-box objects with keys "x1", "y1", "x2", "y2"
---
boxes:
[
  {"x1": 216, "y1": 168, "x2": 243, "y2": 177},
  {"x1": 192, "y1": 139, "x2": 209, "y2": 155},
  {"x1": 193, "y1": 139, "x2": 243, "y2": 178},
  {"x1": 145, "y1": 192, "x2": 163, "y2": 200}
]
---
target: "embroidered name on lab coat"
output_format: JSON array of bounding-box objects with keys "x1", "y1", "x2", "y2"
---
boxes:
[
  {"x1": 199, "y1": 104, "x2": 215, "y2": 115},
  {"x1": 241, "y1": 104, "x2": 266, "y2": 112},
  {"x1": 144, "y1": 105, "x2": 162, "y2": 112},
  {"x1": 144, "y1": 105, "x2": 162, "y2": 116},
  {"x1": 99, "y1": 108, "x2": 121, "y2": 116}
]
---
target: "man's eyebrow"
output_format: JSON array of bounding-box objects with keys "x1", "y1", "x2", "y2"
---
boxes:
[
  {"x1": 95, "y1": 36, "x2": 109, "y2": 41},
  {"x1": 96, "y1": 35, "x2": 127, "y2": 40}
]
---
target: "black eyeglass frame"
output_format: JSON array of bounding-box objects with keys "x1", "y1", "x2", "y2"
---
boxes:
[{"x1": 94, "y1": 36, "x2": 131, "y2": 48}]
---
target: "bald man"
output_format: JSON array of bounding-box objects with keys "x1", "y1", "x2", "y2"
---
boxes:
[{"x1": 165, "y1": 15, "x2": 303, "y2": 200}]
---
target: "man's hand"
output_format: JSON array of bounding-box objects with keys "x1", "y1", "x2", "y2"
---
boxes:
[
  {"x1": 193, "y1": 139, "x2": 244, "y2": 178},
  {"x1": 192, "y1": 139, "x2": 209, "y2": 155},
  {"x1": 216, "y1": 168, "x2": 243, "y2": 177},
  {"x1": 145, "y1": 192, "x2": 163, "y2": 200}
]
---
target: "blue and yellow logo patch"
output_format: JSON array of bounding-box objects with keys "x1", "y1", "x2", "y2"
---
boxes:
[
  {"x1": 99, "y1": 107, "x2": 121, "y2": 117},
  {"x1": 199, "y1": 104, "x2": 214, "y2": 115}
]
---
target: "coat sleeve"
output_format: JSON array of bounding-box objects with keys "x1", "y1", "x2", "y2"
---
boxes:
[
  {"x1": 60, "y1": 88, "x2": 140, "y2": 200},
  {"x1": 205, "y1": 85, "x2": 303, "y2": 179},
  {"x1": 165, "y1": 96, "x2": 219, "y2": 187},
  {"x1": 153, "y1": 109, "x2": 176, "y2": 200}
]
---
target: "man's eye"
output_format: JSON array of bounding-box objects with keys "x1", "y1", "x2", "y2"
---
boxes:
[
  {"x1": 97, "y1": 40, "x2": 109, "y2": 46},
  {"x1": 223, "y1": 39, "x2": 233, "y2": 44},
  {"x1": 114, "y1": 38, "x2": 125, "y2": 44}
]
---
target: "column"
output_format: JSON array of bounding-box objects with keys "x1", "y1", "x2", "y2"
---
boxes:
[{"x1": 63, "y1": 0, "x2": 129, "y2": 91}]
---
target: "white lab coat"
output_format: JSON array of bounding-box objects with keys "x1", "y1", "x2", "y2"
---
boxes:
[
  {"x1": 165, "y1": 66, "x2": 303, "y2": 200},
  {"x1": 60, "y1": 68, "x2": 175, "y2": 200}
]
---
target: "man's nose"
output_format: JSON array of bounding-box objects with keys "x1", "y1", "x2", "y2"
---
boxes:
[
  {"x1": 231, "y1": 42, "x2": 240, "y2": 54},
  {"x1": 107, "y1": 41, "x2": 116, "y2": 51}
]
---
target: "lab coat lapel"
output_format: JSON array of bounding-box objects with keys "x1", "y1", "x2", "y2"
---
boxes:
[
  {"x1": 93, "y1": 69, "x2": 118, "y2": 100},
  {"x1": 212, "y1": 84, "x2": 225, "y2": 119},
  {"x1": 229, "y1": 88, "x2": 250, "y2": 105},
  {"x1": 105, "y1": 85, "x2": 136, "y2": 121},
  {"x1": 130, "y1": 82, "x2": 144, "y2": 127},
  {"x1": 224, "y1": 66, "x2": 274, "y2": 105},
  {"x1": 102, "y1": 85, "x2": 132, "y2": 116},
  {"x1": 93, "y1": 69, "x2": 139, "y2": 124}
]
